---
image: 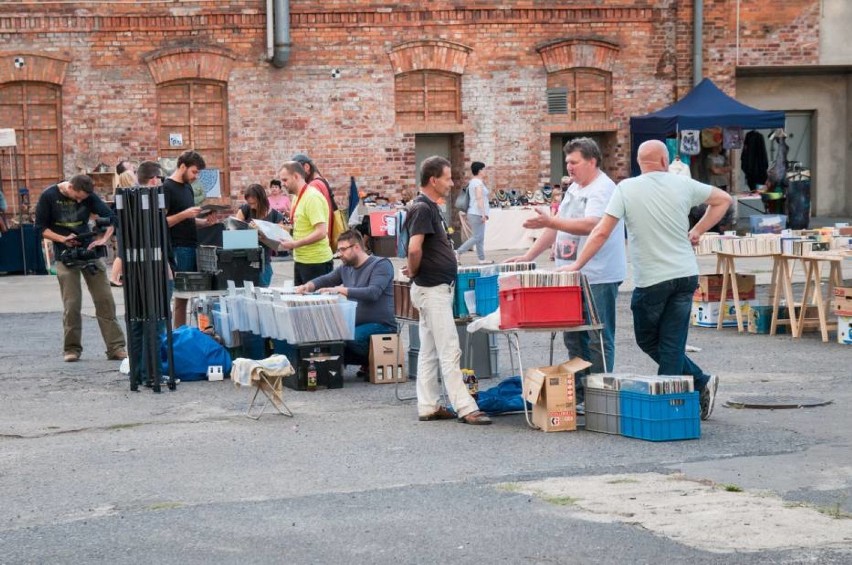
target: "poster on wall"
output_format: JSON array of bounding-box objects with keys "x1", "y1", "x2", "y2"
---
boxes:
[
  {"x1": 169, "y1": 133, "x2": 184, "y2": 148},
  {"x1": 194, "y1": 168, "x2": 221, "y2": 200}
]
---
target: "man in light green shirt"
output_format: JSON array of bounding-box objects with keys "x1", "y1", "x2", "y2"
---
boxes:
[
  {"x1": 561, "y1": 140, "x2": 732, "y2": 421},
  {"x1": 277, "y1": 161, "x2": 333, "y2": 285}
]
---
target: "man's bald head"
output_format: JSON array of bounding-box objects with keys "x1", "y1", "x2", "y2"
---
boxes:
[{"x1": 637, "y1": 140, "x2": 669, "y2": 173}]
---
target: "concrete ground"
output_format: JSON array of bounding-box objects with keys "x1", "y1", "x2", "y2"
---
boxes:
[{"x1": 0, "y1": 244, "x2": 851, "y2": 564}]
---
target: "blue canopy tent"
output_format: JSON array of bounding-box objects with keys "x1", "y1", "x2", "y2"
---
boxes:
[{"x1": 629, "y1": 78, "x2": 786, "y2": 175}]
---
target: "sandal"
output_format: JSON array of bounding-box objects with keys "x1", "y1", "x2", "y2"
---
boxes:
[
  {"x1": 458, "y1": 410, "x2": 492, "y2": 425},
  {"x1": 419, "y1": 406, "x2": 456, "y2": 421}
]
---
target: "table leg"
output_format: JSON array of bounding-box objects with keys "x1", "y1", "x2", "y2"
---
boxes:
[
  {"x1": 783, "y1": 257, "x2": 800, "y2": 337},
  {"x1": 770, "y1": 257, "x2": 782, "y2": 336},
  {"x1": 717, "y1": 256, "x2": 732, "y2": 331}
]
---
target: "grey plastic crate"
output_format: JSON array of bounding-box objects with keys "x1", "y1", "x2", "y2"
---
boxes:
[
  {"x1": 584, "y1": 387, "x2": 620, "y2": 435},
  {"x1": 197, "y1": 245, "x2": 219, "y2": 273}
]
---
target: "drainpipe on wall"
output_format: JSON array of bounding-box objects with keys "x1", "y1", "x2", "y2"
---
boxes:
[
  {"x1": 693, "y1": 0, "x2": 703, "y2": 85},
  {"x1": 271, "y1": 0, "x2": 291, "y2": 68}
]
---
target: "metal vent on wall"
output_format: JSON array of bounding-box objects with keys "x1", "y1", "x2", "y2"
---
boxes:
[{"x1": 547, "y1": 87, "x2": 568, "y2": 114}]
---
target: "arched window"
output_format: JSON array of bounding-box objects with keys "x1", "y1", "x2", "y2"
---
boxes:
[
  {"x1": 0, "y1": 81, "x2": 62, "y2": 200},
  {"x1": 157, "y1": 79, "x2": 229, "y2": 197},
  {"x1": 395, "y1": 70, "x2": 461, "y2": 124},
  {"x1": 547, "y1": 68, "x2": 612, "y2": 122}
]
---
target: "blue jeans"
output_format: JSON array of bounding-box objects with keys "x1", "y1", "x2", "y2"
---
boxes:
[
  {"x1": 457, "y1": 214, "x2": 486, "y2": 260},
  {"x1": 173, "y1": 246, "x2": 197, "y2": 272},
  {"x1": 259, "y1": 258, "x2": 273, "y2": 287},
  {"x1": 563, "y1": 281, "x2": 620, "y2": 402},
  {"x1": 345, "y1": 322, "x2": 398, "y2": 365},
  {"x1": 630, "y1": 275, "x2": 709, "y2": 390}
]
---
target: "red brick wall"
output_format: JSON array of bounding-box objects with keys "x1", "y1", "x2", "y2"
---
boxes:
[{"x1": 0, "y1": 1, "x2": 821, "y2": 204}]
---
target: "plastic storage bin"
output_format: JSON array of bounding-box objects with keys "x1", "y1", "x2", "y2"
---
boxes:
[
  {"x1": 584, "y1": 388, "x2": 620, "y2": 435},
  {"x1": 499, "y1": 286, "x2": 583, "y2": 329},
  {"x1": 454, "y1": 271, "x2": 482, "y2": 317},
  {"x1": 475, "y1": 274, "x2": 499, "y2": 316},
  {"x1": 619, "y1": 390, "x2": 700, "y2": 442},
  {"x1": 174, "y1": 272, "x2": 212, "y2": 292}
]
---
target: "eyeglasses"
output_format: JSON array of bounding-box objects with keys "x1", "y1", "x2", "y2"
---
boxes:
[{"x1": 337, "y1": 244, "x2": 356, "y2": 253}]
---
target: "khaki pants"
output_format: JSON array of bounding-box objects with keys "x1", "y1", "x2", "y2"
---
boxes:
[
  {"x1": 56, "y1": 259, "x2": 126, "y2": 357},
  {"x1": 410, "y1": 283, "x2": 479, "y2": 418}
]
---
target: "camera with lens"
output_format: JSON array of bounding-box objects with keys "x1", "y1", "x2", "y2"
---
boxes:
[{"x1": 58, "y1": 217, "x2": 112, "y2": 275}]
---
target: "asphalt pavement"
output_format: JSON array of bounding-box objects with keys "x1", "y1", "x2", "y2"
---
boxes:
[{"x1": 0, "y1": 248, "x2": 850, "y2": 564}]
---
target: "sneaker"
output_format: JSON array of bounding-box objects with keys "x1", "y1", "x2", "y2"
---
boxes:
[
  {"x1": 458, "y1": 410, "x2": 492, "y2": 425},
  {"x1": 477, "y1": 259, "x2": 494, "y2": 265},
  {"x1": 575, "y1": 402, "x2": 585, "y2": 416},
  {"x1": 63, "y1": 352, "x2": 80, "y2": 362},
  {"x1": 700, "y1": 374, "x2": 719, "y2": 420},
  {"x1": 419, "y1": 406, "x2": 457, "y2": 421}
]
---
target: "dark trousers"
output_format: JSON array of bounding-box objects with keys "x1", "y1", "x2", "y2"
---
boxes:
[
  {"x1": 630, "y1": 275, "x2": 710, "y2": 390},
  {"x1": 294, "y1": 261, "x2": 333, "y2": 286}
]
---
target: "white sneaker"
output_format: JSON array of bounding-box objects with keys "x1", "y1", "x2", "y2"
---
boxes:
[{"x1": 700, "y1": 375, "x2": 719, "y2": 420}]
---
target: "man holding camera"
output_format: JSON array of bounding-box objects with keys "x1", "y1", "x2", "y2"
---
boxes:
[{"x1": 35, "y1": 174, "x2": 127, "y2": 362}]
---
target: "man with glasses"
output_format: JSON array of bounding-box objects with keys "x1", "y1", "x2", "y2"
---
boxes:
[{"x1": 294, "y1": 230, "x2": 395, "y2": 373}]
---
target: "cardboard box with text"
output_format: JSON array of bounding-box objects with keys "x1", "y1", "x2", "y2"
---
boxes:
[{"x1": 523, "y1": 358, "x2": 590, "y2": 432}]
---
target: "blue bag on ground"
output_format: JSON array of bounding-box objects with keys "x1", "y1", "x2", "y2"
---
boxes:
[
  {"x1": 476, "y1": 376, "x2": 527, "y2": 414},
  {"x1": 161, "y1": 326, "x2": 232, "y2": 381}
]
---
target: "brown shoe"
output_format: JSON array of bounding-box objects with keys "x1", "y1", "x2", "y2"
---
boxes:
[
  {"x1": 63, "y1": 352, "x2": 80, "y2": 362},
  {"x1": 458, "y1": 410, "x2": 492, "y2": 425},
  {"x1": 419, "y1": 406, "x2": 457, "y2": 421},
  {"x1": 107, "y1": 350, "x2": 128, "y2": 361}
]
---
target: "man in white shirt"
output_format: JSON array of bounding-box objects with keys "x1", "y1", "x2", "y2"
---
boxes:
[{"x1": 507, "y1": 138, "x2": 626, "y2": 409}]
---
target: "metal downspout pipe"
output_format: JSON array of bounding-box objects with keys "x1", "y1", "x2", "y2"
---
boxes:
[
  {"x1": 271, "y1": 0, "x2": 291, "y2": 68},
  {"x1": 694, "y1": 0, "x2": 703, "y2": 85}
]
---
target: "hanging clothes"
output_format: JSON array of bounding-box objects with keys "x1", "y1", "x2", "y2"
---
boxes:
[
  {"x1": 723, "y1": 127, "x2": 744, "y2": 150},
  {"x1": 767, "y1": 135, "x2": 789, "y2": 185},
  {"x1": 680, "y1": 130, "x2": 701, "y2": 155},
  {"x1": 740, "y1": 130, "x2": 768, "y2": 190}
]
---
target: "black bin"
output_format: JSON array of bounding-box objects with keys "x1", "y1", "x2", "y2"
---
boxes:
[
  {"x1": 212, "y1": 247, "x2": 262, "y2": 289},
  {"x1": 272, "y1": 340, "x2": 345, "y2": 390}
]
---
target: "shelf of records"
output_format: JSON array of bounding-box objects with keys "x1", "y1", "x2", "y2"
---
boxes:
[
  {"x1": 201, "y1": 284, "x2": 356, "y2": 348},
  {"x1": 696, "y1": 229, "x2": 852, "y2": 257}
]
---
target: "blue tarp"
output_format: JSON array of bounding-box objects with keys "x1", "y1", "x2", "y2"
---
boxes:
[{"x1": 629, "y1": 78, "x2": 786, "y2": 175}]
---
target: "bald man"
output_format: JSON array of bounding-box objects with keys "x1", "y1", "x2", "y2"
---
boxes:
[{"x1": 561, "y1": 140, "x2": 732, "y2": 421}]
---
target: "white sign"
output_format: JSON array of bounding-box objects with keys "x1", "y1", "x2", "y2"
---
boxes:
[{"x1": 169, "y1": 133, "x2": 183, "y2": 147}]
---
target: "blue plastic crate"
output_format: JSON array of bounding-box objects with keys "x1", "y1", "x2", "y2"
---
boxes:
[
  {"x1": 619, "y1": 390, "x2": 700, "y2": 442},
  {"x1": 454, "y1": 271, "x2": 481, "y2": 317},
  {"x1": 474, "y1": 274, "x2": 499, "y2": 316}
]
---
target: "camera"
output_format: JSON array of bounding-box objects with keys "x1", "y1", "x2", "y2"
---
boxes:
[{"x1": 58, "y1": 218, "x2": 112, "y2": 275}]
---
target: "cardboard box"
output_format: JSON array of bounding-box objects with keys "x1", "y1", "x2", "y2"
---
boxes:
[
  {"x1": 692, "y1": 300, "x2": 756, "y2": 328},
  {"x1": 693, "y1": 287, "x2": 756, "y2": 302},
  {"x1": 369, "y1": 334, "x2": 405, "y2": 383},
  {"x1": 747, "y1": 305, "x2": 787, "y2": 334},
  {"x1": 834, "y1": 287, "x2": 852, "y2": 316},
  {"x1": 838, "y1": 316, "x2": 852, "y2": 345},
  {"x1": 696, "y1": 274, "x2": 756, "y2": 300},
  {"x1": 523, "y1": 359, "x2": 590, "y2": 432}
]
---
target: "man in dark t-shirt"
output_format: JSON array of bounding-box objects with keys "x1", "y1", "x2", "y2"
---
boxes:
[
  {"x1": 34, "y1": 174, "x2": 126, "y2": 362},
  {"x1": 163, "y1": 150, "x2": 211, "y2": 327},
  {"x1": 402, "y1": 156, "x2": 490, "y2": 425}
]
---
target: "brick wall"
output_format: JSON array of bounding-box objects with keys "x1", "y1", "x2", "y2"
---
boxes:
[{"x1": 0, "y1": 1, "x2": 821, "y2": 204}]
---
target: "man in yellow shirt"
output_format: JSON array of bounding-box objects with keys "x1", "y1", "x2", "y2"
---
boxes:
[{"x1": 277, "y1": 161, "x2": 333, "y2": 285}]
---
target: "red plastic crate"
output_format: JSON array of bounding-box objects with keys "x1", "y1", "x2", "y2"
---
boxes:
[{"x1": 499, "y1": 286, "x2": 583, "y2": 329}]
